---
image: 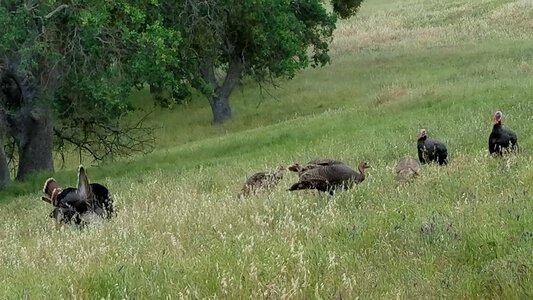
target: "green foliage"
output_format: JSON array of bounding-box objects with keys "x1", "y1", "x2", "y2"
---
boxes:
[
  {"x1": 153, "y1": 0, "x2": 353, "y2": 105},
  {"x1": 1, "y1": 0, "x2": 533, "y2": 298},
  {"x1": 0, "y1": 0, "x2": 184, "y2": 161},
  {"x1": 331, "y1": 0, "x2": 365, "y2": 18}
]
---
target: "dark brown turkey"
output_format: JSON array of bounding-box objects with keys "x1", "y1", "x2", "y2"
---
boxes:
[
  {"x1": 288, "y1": 159, "x2": 346, "y2": 175},
  {"x1": 394, "y1": 156, "x2": 421, "y2": 180},
  {"x1": 41, "y1": 165, "x2": 114, "y2": 225},
  {"x1": 289, "y1": 161, "x2": 370, "y2": 195},
  {"x1": 489, "y1": 111, "x2": 518, "y2": 156},
  {"x1": 239, "y1": 166, "x2": 286, "y2": 197}
]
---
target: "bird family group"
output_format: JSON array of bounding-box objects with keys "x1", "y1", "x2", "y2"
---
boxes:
[{"x1": 40, "y1": 111, "x2": 518, "y2": 225}]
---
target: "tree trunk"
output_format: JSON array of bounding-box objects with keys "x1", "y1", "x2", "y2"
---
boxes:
[
  {"x1": 209, "y1": 94, "x2": 232, "y2": 124},
  {"x1": 11, "y1": 111, "x2": 54, "y2": 181},
  {"x1": 0, "y1": 110, "x2": 9, "y2": 189},
  {"x1": 200, "y1": 58, "x2": 242, "y2": 124},
  {"x1": 1, "y1": 61, "x2": 54, "y2": 181},
  {"x1": 0, "y1": 141, "x2": 9, "y2": 189}
]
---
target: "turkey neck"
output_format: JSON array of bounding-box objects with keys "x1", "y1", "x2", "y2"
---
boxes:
[
  {"x1": 418, "y1": 136, "x2": 427, "y2": 142},
  {"x1": 357, "y1": 165, "x2": 366, "y2": 176},
  {"x1": 492, "y1": 122, "x2": 502, "y2": 134}
]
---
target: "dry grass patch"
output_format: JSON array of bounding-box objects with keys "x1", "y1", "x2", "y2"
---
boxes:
[
  {"x1": 373, "y1": 83, "x2": 411, "y2": 106},
  {"x1": 330, "y1": 0, "x2": 533, "y2": 57}
]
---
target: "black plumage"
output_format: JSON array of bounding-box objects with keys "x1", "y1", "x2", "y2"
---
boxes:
[
  {"x1": 488, "y1": 111, "x2": 518, "y2": 155},
  {"x1": 417, "y1": 128, "x2": 448, "y2": 165},
  {"x1": 42, "y1": 166, "x2": 114, "y2": 224},
  {"x1": 289, "y1": 161, "x2": 369, "y2": 195}
]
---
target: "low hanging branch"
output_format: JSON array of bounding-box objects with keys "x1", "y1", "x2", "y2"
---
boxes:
[
  {"x1": 1, "y1": 1, "x2": 183, "y2": 180},
  {"x1": 53, "y1": 111, "x2": 156, "y2": 164}
]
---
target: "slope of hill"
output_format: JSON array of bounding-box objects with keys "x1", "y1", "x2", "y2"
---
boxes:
[{"x1": 1, "y1": 0, "x2": 532, "y2": 298}]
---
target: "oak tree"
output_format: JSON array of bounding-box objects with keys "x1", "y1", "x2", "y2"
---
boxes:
[
  {"x1": 156, "y1": 0, "x2": 364, "y2": 123},
  {"x1": 0, "y1": 0, "x2": 182, "y2": 186}
]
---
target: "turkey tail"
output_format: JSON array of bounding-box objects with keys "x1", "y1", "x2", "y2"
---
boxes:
[
  {"x1": 42, "y1": 178, "x2": 61, "y2": 205},
  {"x1": 77, "y1": 165, "x2": 94, "y2": 206}
]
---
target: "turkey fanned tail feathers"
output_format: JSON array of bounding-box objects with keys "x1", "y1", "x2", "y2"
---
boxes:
[{"x1": 42, "y1": 165, "x2": 114, "y2": 225}]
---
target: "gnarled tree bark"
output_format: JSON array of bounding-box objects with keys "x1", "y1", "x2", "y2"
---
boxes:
[
  {"x1": 0, "y1": 76, "x2": 10, "y2": 189},
  {"x1": 7, "y1": 109, "x2": 54, "y2": 180},
  {"x1": 1, "y1": 61, "x2": 54, "y2": 181},
  {"x1": 200, "y1": 58, "x2": 242, "y2": 124},
  {"x1": 0, "y1": 140, "x2": 8, "y2": 189}
]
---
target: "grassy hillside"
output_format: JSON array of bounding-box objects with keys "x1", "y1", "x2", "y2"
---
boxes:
[{"x1": 1, "y1": 0, "x2": 532, "y2": 298}]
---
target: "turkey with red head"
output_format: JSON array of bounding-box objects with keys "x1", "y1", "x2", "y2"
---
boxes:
[
  {"x1": 41, "y1": 165, "x2": 114, "y2": 225},
  {"x1": 488, "y1": 111, "x2": 518, "y2": 156},
  {"x1": 417, "y1": 128, "x2": 448, "y2": 165},
  {"x1": 289, "y1": 161, "x2": 370, "y2": 195}
]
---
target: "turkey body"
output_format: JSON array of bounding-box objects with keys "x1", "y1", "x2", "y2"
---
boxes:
[
  {"x1": 288, "y1": 159, "x2": 345, "y2": 175},
  {"x1": 289, "y1": 162, "x2": 368, "y2": 195},
  {"x1": 49, "y1": 183, "x2": 113, "y2": 224},
  {"x1": 489, "y1": 123, "x2": 518, "y2": 155},
  {"x1": 42, "y1": 166, "x2": 113, "y2": 225},
  {"x1": 49, "y1": 187, "x2": 89, "y2": 224},
  {"x1": 239, "y1": 168, "x2": 284, "y2": 197},
  {"x1": 417, "y1": 136, "x2": 448, "y2": 165}
]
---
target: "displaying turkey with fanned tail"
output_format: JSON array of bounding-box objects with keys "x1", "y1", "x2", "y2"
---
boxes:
[
  {"x1": 41, "y1": 165, "x2": 114, "y2": 225},
  {"x1": 488, "y1": 111, "x2": 518, "y2": 156},
  {"x1": 289, "y1": 161, "x2": 370, "y2": 195},
  {"x1": 394, "y1": 156, "x2": 421, "y2": 180},
  {"x1": 239, "y1": 165, "x2": 286, "y2": 197},
  {"x1": 417, "y1": 128, "x2": 448, "y2": 165}
]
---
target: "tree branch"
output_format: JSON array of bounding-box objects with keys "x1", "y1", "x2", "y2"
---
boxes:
[
  {"x1": 53, "y1": 111, "x2": 156, "y2": 164},
  {"x1": 45, "y1": 4, "x2": 69, "y2": 20},
  {"x1": 199, "y1": 58, "x2": 219, "y2": 90},
  {"x1": 218, "y1": 57, "x2": 242, "y2": 99}
]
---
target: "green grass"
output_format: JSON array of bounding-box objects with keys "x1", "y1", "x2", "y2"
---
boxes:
[{"x1": 1, "y1": 0, "x2": 533, "y2": 298}]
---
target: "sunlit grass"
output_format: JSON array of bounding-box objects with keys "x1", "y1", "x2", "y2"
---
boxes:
[{"x1": 1, "y1": 0, "x2": 533, "y2": 298}]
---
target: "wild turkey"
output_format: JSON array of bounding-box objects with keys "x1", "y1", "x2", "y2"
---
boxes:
[
  {"x1": 489, "y1": 111, "x2": 518, "y2": 155},
  {"x1": 307, "y1": 159, "x2": 346, "y2": 166},
  {"x1": 239, "y1": 166, "x2": 286, "y2": 197},
  {"x1": 288, "y1": 159, "x2": 345, "y2": 175},
  {"x1": 417, "y1": 128, "x2": 448, "y2": 165},
  {"x1": 395, "y1": 156, "x2": 421, "y2": 180},
  {"x1": 289, "y1": 161, "x2": 370, "y2": 195},
  {"x1": 41, "y1": 165, "x2": 114, "y2": 224}
]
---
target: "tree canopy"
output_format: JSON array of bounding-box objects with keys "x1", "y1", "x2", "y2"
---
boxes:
[
  {"x1": 153, "y1": 0, "x2": 364, "y2": 123},
  {"x1": 0, "y1": 0, "x2": 363, "y2": 188},
  {"x1": 0, "y1": 0, "x2": 183, "y2": 185}
]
